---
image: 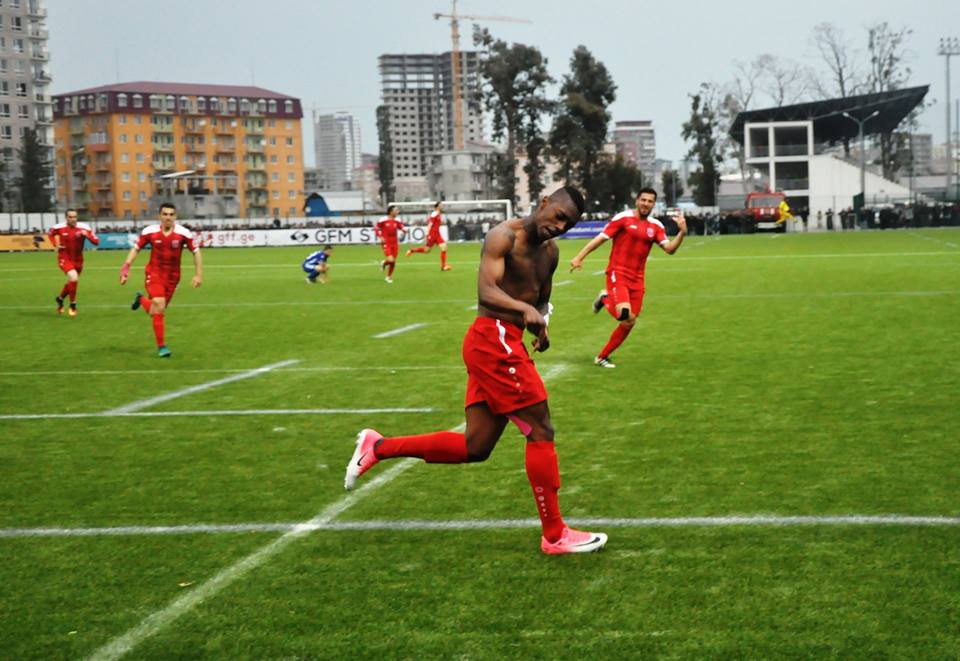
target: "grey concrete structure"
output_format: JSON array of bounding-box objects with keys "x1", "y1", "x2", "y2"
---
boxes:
[
  {"x1": 427, "y1": 142, "x2": 496, "y2": 201},
  {"x1": 613, "y1": 120, "x2": 657, "y2": 188},
  {"x1": 313, "y1": 111, "x2": 361, "y2": 191},
  {"x1": 0, "y1": 0, "x2": 52, "y2": 207}
]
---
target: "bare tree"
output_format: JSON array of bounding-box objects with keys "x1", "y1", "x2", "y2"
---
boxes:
[
  {"x1": 758, "y1": 54, "x2": 813, "y2": 107},
  {"x1": 810, "y1": 22, "x2": 862, "y2": 99},
  {"x1": 865, "y1": 21, "x2": 914, "y2": 179}
]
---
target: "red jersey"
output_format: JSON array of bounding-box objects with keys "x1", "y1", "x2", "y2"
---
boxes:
[
  {"x1": 136, "y1": 223, "x2": 199, "y2": 283},
  {"x1": 427, "y1": 210, "x2": 442, "y2": 235},
  {"x1": 601, "y1": 211, "x2": 668, "y2": 283},
  {"x1": 48, "y1": 222, "x2": 98, "y2": 263},
  {"x1": 375, "y1": 217, "x2": 406, "y2": 244}
]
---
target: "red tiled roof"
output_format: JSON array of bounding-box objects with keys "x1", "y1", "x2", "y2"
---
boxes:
[{"x1": 56, "y1": 81, "x2": 298, "y2": 100}]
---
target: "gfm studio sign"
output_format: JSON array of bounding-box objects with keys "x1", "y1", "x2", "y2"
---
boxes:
[{"x1": 195, "y1": 226, "x2": 447, "y2": 248}]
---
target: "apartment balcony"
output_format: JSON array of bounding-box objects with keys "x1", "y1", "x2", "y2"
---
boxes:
[
  {"x1": 151, "y1": 123, "x2": 174, "y2": 134},
  {"x1": 30, "y1": 49, "x2": 49, "y2": 62},
  {"x1": 95, "y1": 181, "x2": 111, "y2": 191},
  {"x1": 246, "y1": 193, "x2": 269, "y2": 206},
  {"x1": 244, "y1": 157, "x2": 266, "y2": 171},
  {"x1": 32, "y1": 70, "x2": 51, "y2": 84},
  {"x1": 29, "y1": 27, "x2": 49, "y2": 39},
  {"x1": 27, "y1": 4, "x2": 48, "y2": 18},
  {"x1": 93, "y1": 160, "x2": 111, "y2": 172},
  {"x1": 152, "y1": 156, "x2": 175, "y2": 170},
  {"x1": 246, "y1": 205, "x2": 269, "y2": 216},
  {"x1": 152, "y1": 141, "x2": 175, "y2": 153},
  {"x1": 215, "y1": 142, "x2": 236, "y2": 152},
  {"x1": 245, "y1": 122, "x2": 264, "y2": 135},
  {"x1": 243, "y1": 141, "x2": 264, "y2": 153}
]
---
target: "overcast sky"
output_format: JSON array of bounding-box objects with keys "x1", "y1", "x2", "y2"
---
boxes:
[{"x1": 47, "y1": 0, "x2": 960, "y2": 167}]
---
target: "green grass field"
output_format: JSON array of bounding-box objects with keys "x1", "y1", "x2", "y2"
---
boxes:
[{"x1": 1, "y1": 229, "x2": 959, "y2": 660}]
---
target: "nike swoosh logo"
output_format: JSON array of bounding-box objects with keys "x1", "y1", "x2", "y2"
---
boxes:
[{"x1": 355, "y1": 452, "x2": 367, "y2": 467}]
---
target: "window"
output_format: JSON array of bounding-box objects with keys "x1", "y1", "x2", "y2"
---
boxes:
[
  {"x1": 284, "y1": 100, "x2": 293, "y2": 113},
  {"x1": 267, "y1": 99, "x2": 277, "y2": 113},
  {"x1": 1, "y1": 126, "x2": 12, "y2": 140},
  {"x1": 17, "y1": 104, "x2": 27, "y2": 118},
  {"x1": 132, "y1": 94, "x2": 143, "y2": 108},
  {"x1": 288, "y1": 172, "x2": 295, "y2": 182},
  {"x1": 133, "y1": 114, "x2": 142, "y2": 125},
  {"x1": 15, "y1": 83, "x2": 26, "y2": 97},
  {"x1": 209, "y1": 97, "x2": 219, "y2": 112},
  {"x1": 165, "y1": 95, "x2": 175, "y2": 111},
  {"x1": 0, "y1": 104, "x2": 8, "y2": 117},
  {"x1": 122, "y1": 191, "x2": 131, "y2": 201},
  {"x1": 139, "y1": 191, "x2": 146, "y2": 201},
  {"x1": 239, "y1": 98, "x2": 249, "y2": 114},
  {"x1": 197, "y1": 96, "x2": 206, "y2": 112},
  {"x1": 121, "y1": 172, "x2": 130, "y2": 182},
  {"x1": 272, "y1": 190, "x2": 280, "y2": 199},
  {"x1": 11, "y1": 16, "x2": 20, "y2": 31},
  {"x1": 178, "y1": 96, "x2": 189, "y2": 112},
  {"x1": 267, "y1": 119, "x2": 275, "y2": 128},
  {"x1": 138, "y1": 172, "x2": 145, "y2": 182},
  {"x1": 271, "y1": 172, "x2": 279, "y2": 182},
  {"x1": 118, "y1": 115, "x2": 126, "y2": 125},
  {"x1": 288, "y1": 190, "x2": 296, "y2": 199},
  {"x1": 285, "y1": 120, "x2": 293, "y2": 129},
  {"x1": 286, "y1": 155, "x2": 294, "y2": 164},
  {"x1": 0, "y1": 81, "x2": 6, "y2": 95},
  {"x1": 13, "y1": 39, "x2": 24, "y2": 54},
  {"x1": 135, "y1": 153, "x2": 144, "y2": 163},
  {"x1": 257, "y1": 99, "x2": 266, "y2": 114},
  {"x1": 120, "y1": 153, "x2": 129, "y2": 163},
  {"x1": 149, "y1": 95, "x2": 161, "y2": 110},
  {"x1": 14, "y1": 59, "x2": 23, "y2": 74},
  {"x1": 270, "y1": 155, "x2": 277, "y2": 163},
  {"x1": 119, "y1": 133, "x2": 128, "y2": 144},
  {"x1": 0, "y1": 59, "x2": 5, "y2": 73},
  {"x1": 227, "y1": 98, "x2": 237, "y2": 114},
  {"x1": 268, "y1": 137, "x2": 276, "y2": 146},
  {"x1": 285, "y1": 137, "x2": 293, "y2": 146},
  {"x1": 135, "y1": 134, "x2": 143, "y2": 144}
]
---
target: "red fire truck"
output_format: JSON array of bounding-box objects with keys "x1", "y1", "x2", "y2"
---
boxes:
[{"x1": 744, "y1": 191, "x2": 787, "y2": 230}]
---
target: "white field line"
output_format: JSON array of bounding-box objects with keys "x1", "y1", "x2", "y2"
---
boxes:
[
  {"x1": 105, "y1": 359, "x2": 300, "y2": 415},
  {"x1": 0, "y1": 408, "x2": 435, "y2": 421},
  {"x1": 591, "y1": 269, "x2": 606, "y2": 275},
  {"x1": 553, "y1": 280, "x2": 574, "y2": 287},
  {"x1": 84, "y1": 421, "x2": 468, "y2": 661},
  {"x1": 372, "y1": 322, "x2": 428, "y2": 339},
  {"x1": 7, "y1": 514, "x2": 960, "y2": 539},
  {"x1": 5, "y1": 285, "x2": 960, "y2": 312},
  {"x1": 0, "y1": 365, "x2": 464, "y2": 377}
]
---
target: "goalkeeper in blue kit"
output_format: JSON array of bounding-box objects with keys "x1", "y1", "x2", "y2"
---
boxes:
[{"x1": 302, "y1": 245, "x2": 333, "y2": 284}]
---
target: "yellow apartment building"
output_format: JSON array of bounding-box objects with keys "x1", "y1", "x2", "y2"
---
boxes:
[{"x1": 52, "y1": 82, "x2": 304, "y2": 220}]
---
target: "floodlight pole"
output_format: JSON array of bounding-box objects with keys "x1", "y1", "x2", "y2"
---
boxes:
[
  {"x1": 939, "y1": 38, "x2": 960, "y2": 201},
  {"x1": 842, "y1": 111, "x2": 880, "y2": 207}
]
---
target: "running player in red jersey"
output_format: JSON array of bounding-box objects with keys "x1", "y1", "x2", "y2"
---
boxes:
[
  {"x1": 48, "y1": 209, "x2": 99, "y2": 316},
  {"x1": 375, "y1": 205, "x2": 406, "y2": 283},
  {"x1": 345, "y1": 186, "x2": 608, "y2": 555},
  {"x1": 570, "y1": 187, "x2": 686, "y2": 368},
  {"x1": 118, "y1": 203, "x2": 202, "y2": 358},
  {"x1": 405, "y1": 200, "x2": 451, "y2": 271}
]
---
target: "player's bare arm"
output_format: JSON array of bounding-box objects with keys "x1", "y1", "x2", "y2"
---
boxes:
[
  {"x1": 191, "y1": 250, "x2": 203, "y2": 288},
  {"x1": 119, "y1": 245, "x2": 141, "y2": 284},
  {"x1": 476, "y1": 222, "x2": 546, "y2": 342},
  {"x1": 661, "y1": 213, "x2": 687, "y2": 255},
  {"x1": 570, "y1": 233, "x2": 609, "y2": 271}
]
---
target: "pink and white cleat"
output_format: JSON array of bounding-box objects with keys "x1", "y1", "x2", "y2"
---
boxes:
[
  {"x1": 540, "y1": 527, "x2": 608, "y2": 555},
  {"x1": 344, "y1": 428, "x2": 383, "y2": 490}
]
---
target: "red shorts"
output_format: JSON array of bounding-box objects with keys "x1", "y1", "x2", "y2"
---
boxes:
[
  {"x1": 463, "y1": 317, "x2": 547, "y2": 415},
  {"x1": 425, "y1": 231, "x2": 444, "y2": 248},
  {"x1": 145, "y1": 271, "x2": 179, "y2": 303},
  {"x1": 381, "y1": 241, "x2": 399, "y2": 258},
  {"x1": 58, "y1": 256, "x2": 82, "y2": 274},
  {"x1": 605, "y1": 271, "x2": 645, "y2": 318}
]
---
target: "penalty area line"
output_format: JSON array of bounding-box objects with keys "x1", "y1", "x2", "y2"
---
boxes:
[
  {"x1": 0, "y1": 407, "x2": 435, "y2": 421},
  {"x1": 372, "y1": 322, "x2": 428, "y2": 339},
  {"x1": 8, "y1": 514, "x2": 960, "y2": 539}
]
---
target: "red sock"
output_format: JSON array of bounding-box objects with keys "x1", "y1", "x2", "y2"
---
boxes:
[
  {"x1": 410, "y1": 247, "x2": 426, "y2": 254},
  {"x1": 525, "y1": 441, "x2": 565, "y2": 543},
  {"x1": 440, "y1": 250, "x2": 447, "y2": 267},
  {"x1": 67, "y1": 281, "x2": 78, "y2": 302},
  {"x1": 599, "y1": 324, "x2": 632, "y2": 360},
  {"x1": 387, "y1": 261, "x2": 396, "y2": 277},
  {"x1": 59, "y1": 283, "x2": 69, "y2": 299},
  {"x1": 151, "y1": 314, "x2": 165, "y2": 347},
  {"x1": 140, "y1": 296, "x2": 153, "y2": 315},
  {"x1": 375, "y1": 431, "x2": 467, "y2": 463}
]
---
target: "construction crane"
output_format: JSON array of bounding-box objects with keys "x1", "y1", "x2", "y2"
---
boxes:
[{"x1": 433, "y1": 0, "x2": 531, "y2": 150}]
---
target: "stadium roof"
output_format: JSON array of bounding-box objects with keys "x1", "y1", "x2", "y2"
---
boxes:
[
  {"x1": 729, "y1": 85, "x2": 929, "y2": 145},
  {"x1": 56, "y1": 81, "x2": 297, "y2": 100}
]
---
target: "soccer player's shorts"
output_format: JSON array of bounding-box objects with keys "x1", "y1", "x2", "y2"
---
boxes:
[
  {"x1": 58, "y1": 257, "x2": 81, "y2": 274},
  {"x1": 145, "y1": 271, "x2": 179, "y2": 303},
  {"x1": 302, "y1": 263, "x2": 322, "y2": 274},
  {"x1": 425, "y1": 231, "x2": 444, "y2": 248},
  {"x1": 381, "y1": 241, "x2": 399, "y2": 258},
  {"x1": 462, "y1": 316, "x2": 548, "y2": 415},
  {"x1": 605, "y1": 271, "x2": 645, "y2": 319}
]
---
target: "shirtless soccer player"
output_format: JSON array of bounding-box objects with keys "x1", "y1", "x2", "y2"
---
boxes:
[
  {"x1": 119, "y1": 203, "x2": 203, "y2": 358},
  {"x1": 345, "y1": 186, "x2": 608, "y2": 555},
  {"x1": 48, "y1": 209, "x2": 99, "y2": 316},
  {"x1": 405, "y1": 200, "x2": 451, "y2": 271},
  {"x1": 570, "y1": 187, "x2": 686, "y2": 368}
]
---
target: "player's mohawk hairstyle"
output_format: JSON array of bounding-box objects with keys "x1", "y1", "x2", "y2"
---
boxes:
[{"x1": 561, "y1": 185, "x2": 585, "y2": 216}]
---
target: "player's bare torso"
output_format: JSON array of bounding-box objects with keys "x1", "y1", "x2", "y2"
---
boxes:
[{"x1": 477, "y1": 218, "x2": 558, "y2": 329}]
